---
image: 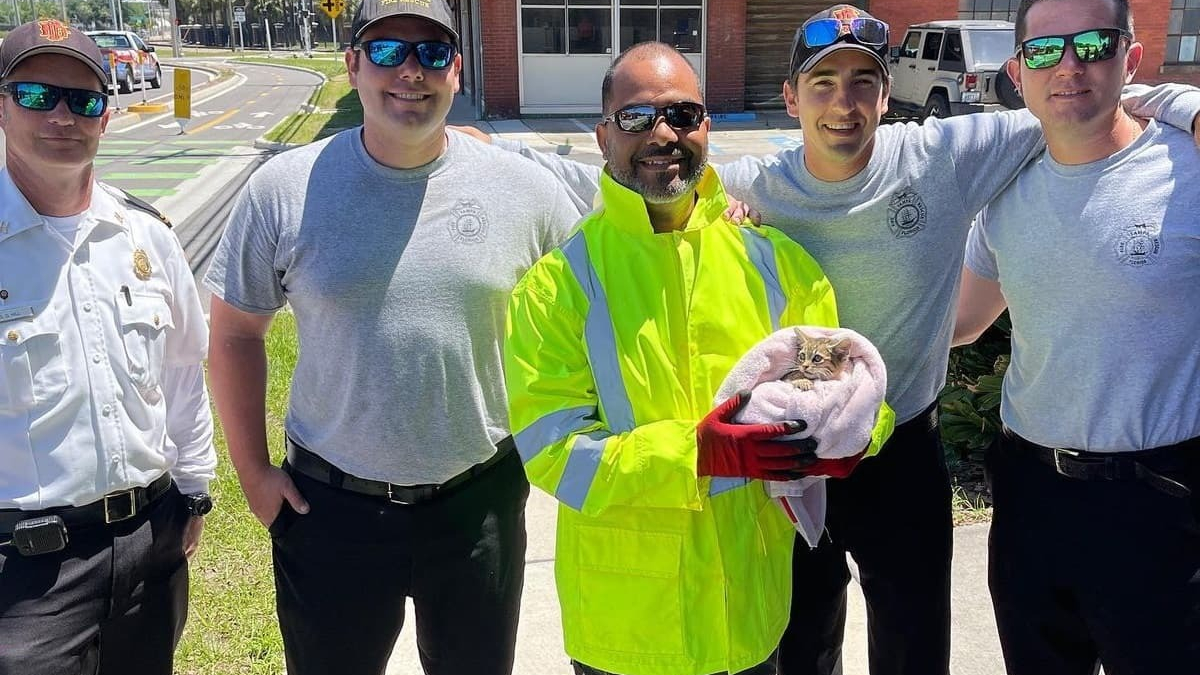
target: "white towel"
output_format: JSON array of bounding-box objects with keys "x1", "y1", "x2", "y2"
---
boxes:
[{"x1": 715, "y1": 326, "x2": 887, "y2": 546}]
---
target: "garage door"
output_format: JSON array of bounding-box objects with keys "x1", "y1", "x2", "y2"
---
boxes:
[{"x1": 744, "y1": 0, "x2": 868, "y2": 107}]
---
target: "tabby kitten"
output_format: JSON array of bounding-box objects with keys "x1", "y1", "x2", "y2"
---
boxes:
[{"x1": 780, "y1": 329, "x2": 851, "y2": 391}]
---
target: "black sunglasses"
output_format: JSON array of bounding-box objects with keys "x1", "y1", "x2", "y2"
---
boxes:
[
  {"x1": 1019, "y1": 28, "x2": 1131, "y2": 70},
  {"x1": 602, "y1": 102, "x2": 707, "y2": 134},
  {"x1": 0, "y1": 81, "x2": 108, "y2": 118},
  {"x1": 356, "y1": 39, "x2": 456, "y2": 70}
]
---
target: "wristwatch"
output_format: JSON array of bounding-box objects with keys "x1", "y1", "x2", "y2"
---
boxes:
[{"x1": 183, "y1": 492, "x2": 213, "y2": 517}]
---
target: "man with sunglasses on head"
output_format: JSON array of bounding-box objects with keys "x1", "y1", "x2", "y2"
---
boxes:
[
  {"x1": 203, "y1": 0, "x2": 581, "y2": 674},
  {"x1": 954, "y1": 1, "x2": 1200, "y2": 673},
  {"x1": 466, "y1": 5, "x2": 1200, "y2": 673},
  {"x1": 503, "y1": 40, "x2": 891, "y2": 675},
  {"x1": 0, "y1": 18, "x2": 216, "y2": 675}
]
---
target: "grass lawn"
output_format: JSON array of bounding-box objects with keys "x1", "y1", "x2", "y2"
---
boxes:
[
  {"x1": 235, "y1": 56, "x2": 362, "y2": 145},
  {"x1": 175, "y1": 313, "x2": 297, "y2": 675}
]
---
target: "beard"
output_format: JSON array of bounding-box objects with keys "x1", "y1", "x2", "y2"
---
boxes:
[{"x1": 609, "y1": 145, "x2": 708, "y2": 204}]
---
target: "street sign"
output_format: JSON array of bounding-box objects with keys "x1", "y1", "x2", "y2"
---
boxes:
[
  {"x1": 233, "y1": 6, "x2": 246, "y2": 23},
  {"x1": 318, "y1": 0, "x2": 344, "y2": 19},
  {"x1": 174, "y1": 67, "x2": 192, "y2": 121}
]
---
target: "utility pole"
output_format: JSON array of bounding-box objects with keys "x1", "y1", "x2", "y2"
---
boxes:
[{"x1": 168, "y1": 0, "x2": 181, "y2": 57}]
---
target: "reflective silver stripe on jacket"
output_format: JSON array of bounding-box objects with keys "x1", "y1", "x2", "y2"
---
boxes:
[
  {"x1": 514, "y1": 405, "x2": 596, "y2": 463},
  {"x1": 740, "y1": 228, "x2": 785, "y2": 330}
]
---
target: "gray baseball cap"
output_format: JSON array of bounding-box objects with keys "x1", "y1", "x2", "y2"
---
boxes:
[{"x1": 351, "y1": 0, "x2": 459, "y2": 46}]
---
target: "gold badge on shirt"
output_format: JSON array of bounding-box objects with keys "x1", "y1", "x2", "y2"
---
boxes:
[{"x1": 133, "y1": 249, "x2": 152, "y2": 280}]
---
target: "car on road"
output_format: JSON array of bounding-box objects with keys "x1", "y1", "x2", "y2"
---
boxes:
[
  {"x1": 887, "y1": 20, "x2": 1024, "y2": 120},
  {"x1": 86, "y1": 30, "x2": 162, "y2": 94}
]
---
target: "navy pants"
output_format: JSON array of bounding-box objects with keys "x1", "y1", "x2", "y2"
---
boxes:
[
  {"x1": 0, "y1": 486, "x2": 190, "y2": 675},
  {"x1": 271, "y1": 448, "x2": 529, "y2": 675},
  {"x1": 987, "y1": 433, "x2": 1200, "y2": 675},
  {"x1": 777, "y1": 403, "x2": 953, "y2": 675}
]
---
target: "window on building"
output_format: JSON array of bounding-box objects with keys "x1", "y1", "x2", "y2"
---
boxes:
[
  {"x1": 522, "y1": 1, "x2": 613, "y2": 55},
  {"x1": 1167, "y1": 0, "x2": 1200, "y2": 64},
  {"x1": 958, "y1": 0, "x2": 1019, "y2": 21},
  {"x1": 619, "y1": 1, "x2": 703, "y2": 53}
]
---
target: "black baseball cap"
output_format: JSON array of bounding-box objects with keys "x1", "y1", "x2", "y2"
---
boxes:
[
  {"x1": 788, "y1": 4, "x2": 890, "y2": 80},
  {"x1": 351, "y1": 0, "x2": 459, "y2": 46},
  {"x1": 0, "y1": 19, "x2": 108, "y2": 87}
]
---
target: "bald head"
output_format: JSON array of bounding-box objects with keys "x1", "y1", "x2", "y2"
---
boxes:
[{"x1": 601, "y1": 42, "x2": 700, "y2": 113}]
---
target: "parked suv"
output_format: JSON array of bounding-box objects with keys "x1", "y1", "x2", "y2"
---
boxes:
[
  {"x1": 888, "y1": 20, "x2": 1024, "y2": 119},
  {"x1": 86, "y1": 30, "x2": 162, "y2": 94}
]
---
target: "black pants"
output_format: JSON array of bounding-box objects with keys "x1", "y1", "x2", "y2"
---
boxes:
[
  {"x1": 272, "y1": 448, "x2": 530, "y2": 675},
  {"x1": 572, "y1": 658, "x2": 776, "y2": 675},
  {"x1": 0, "y1": 486, "x2": 190, "y2": 675},
  {"x1": 777, "y1": 403, "x2": 953, "y2": 675},
  {"x1": 987, "y1": 434, "x2": 1200, "y2": 675}
]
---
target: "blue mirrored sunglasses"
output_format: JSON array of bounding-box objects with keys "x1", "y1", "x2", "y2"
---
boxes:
[
  {"x1": 0, "y1": 81, "x2": 108, "y2": 118},
  {"x1": 357, "y1": 39, "x2": 456, "y2": 70},
  {"x1": 802, "y1": 17, "x2": 889, "y2": 48}
]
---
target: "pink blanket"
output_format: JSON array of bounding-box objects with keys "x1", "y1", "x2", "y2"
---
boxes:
[{"x1": 715, "y1": 326, "x2": 887, "y2": 546}]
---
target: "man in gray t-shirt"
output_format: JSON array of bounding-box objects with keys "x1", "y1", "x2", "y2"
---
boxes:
[
  {"x1": 465, "y1": 3, "x2": 1200, "y2": 673},
  {"x1": 202, "y1": 1, "x2": 579, "y2": 674},
  {"x1": 955, "y1": 1, "x2": 1199, "y2": 673}
]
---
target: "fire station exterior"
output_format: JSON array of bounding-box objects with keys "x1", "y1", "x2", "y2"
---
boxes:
[{"x1": 441, "y1": 0, "x2": 1200, "y2": 118}]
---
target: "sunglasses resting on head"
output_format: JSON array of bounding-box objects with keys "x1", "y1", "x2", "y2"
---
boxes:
[
  {"x1": 0, "y1": 81, "x2": 108, "y2": 117},
  {"x1": 1018, "y1": 28, "x2": 1130, "y2": 69},
  {"x1": 355, "y1": 38, "x2": 456, "y2": 70},
  {"x1": 602, "y1": 102, "x2": 707, "y2": 134}
]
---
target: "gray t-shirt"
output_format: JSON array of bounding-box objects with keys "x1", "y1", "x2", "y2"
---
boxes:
[
  {"x1": 204, "y1": 129, "x2": 581, "y2": 483},
  {"x1": 500, "y1": 85, "x2": 1200, "y2": 424},
  {"x1": 965, "y1": 121, "x2": 1200, "y2": 452}
]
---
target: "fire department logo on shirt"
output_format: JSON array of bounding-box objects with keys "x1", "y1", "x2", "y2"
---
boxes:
[
  {"x1": 448, "y1": 199, "x2": 489, "y2": 244},
  {"x1": 887, "y1": 187, "x2": 927, "y2": 239},
  {"x1": 38, "y1": 19, "x2": 71, "y2": 41},
  {"x1": 1115, "y1": 222, "x2": 1161, "y2": 266}
]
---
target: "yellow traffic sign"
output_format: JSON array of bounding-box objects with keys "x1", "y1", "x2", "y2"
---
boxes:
[
  {"x1": 174, "y1": 67, "x2": 191, "y2": 119},
  {"x1": 318, "y1": 0, "x2": 344, "y2": 19}
]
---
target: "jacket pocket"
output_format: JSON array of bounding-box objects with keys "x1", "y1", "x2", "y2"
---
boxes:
[
  {"x1": 117, "y1": 292, "x2": 174, "y2": 400},
  {"x1": 0, "y1": 312, "x2": 69, "y2": 413},
  {"x1": 575, "y1": 525, "x2": 686, "y2": 656}
]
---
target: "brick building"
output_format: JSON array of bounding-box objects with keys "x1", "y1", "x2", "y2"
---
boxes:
[{"x1": 444, "y1": 0, "x2": 1200, "y2": 118}]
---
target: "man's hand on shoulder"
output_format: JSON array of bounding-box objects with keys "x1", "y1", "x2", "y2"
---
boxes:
[{"x1": 449, "y1": 125, "x2": 493, "y2": 144}]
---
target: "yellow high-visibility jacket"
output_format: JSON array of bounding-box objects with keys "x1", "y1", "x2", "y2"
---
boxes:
[{"x1": 504, "y1": 167, "x2": 894, "y2": 675}]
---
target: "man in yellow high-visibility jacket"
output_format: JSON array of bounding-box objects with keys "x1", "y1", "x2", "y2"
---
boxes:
[{"x1": 503, "y1": 42, "x2": 894, "y2": 675}]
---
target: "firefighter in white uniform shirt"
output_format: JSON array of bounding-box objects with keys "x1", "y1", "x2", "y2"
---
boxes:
[{"x1": 0, "y1": 19, "x2": 216, "y2": 675}]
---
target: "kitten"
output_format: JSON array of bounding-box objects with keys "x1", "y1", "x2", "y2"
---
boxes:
[{"x1": 780, "y1": 329, "x2": 851, "y2": 391}]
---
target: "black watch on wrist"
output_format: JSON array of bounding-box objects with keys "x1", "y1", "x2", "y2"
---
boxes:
[{"x1": 183, "y1": 492, "x2": 213, "y2": 517}]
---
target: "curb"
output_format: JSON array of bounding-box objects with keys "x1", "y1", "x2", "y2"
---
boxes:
[{"x1": 242, "y1": 60, "x2": 334, "y2": 151}]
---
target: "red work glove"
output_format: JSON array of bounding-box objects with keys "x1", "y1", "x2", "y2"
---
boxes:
[
  {"x1": 796, "y1": 449, "x2": 867, "y2": 479},
  {"x1": 696, "y1": 391, "x2": 817, "y2": 481}
]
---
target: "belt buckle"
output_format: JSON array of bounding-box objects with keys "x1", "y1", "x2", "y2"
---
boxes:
[
  {"x1": 103, "y1": 490, "x2": 137, "y2": 523},
  {"x1": 1053, "y1": 448, "x2": 1079, "y2": 476},
  {"x1": 386, "y1": 483, "x2": 436, "y2": 505}
]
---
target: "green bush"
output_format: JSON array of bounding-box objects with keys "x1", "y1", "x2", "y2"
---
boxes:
[{"x1": 939, "y1": 313, "x2": 1011, "y2": 461}]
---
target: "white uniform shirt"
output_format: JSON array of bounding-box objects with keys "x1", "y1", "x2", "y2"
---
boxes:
[{"x1": 0, "y1": 170, "x2": 215, "y2": 509}]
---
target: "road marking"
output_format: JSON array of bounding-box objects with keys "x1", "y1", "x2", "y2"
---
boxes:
[
  {"x1": 571, "y1": 119, "x2": 593, "y2": 133},
  {"x1": 102, "y1": 172, "x2": 199, "y2": 180},
  {"x1": 112, "y1": 72, "x2": 249, "y2": 134},
  {"x1": 168, "y1": 139, "x2": 245, "y2": 146},
  {"x1": 127, "y1": 188, "x2": 177, "y2": 198},
  {"x1": 131, "y1": 158, "x2": 221, "y2": 165},
  {"x1": 99, "y1": 139, "x2": 152, "y2": 145},
  {"x1": 187, "y1": 108, "x2": 241, "y2": 134}
]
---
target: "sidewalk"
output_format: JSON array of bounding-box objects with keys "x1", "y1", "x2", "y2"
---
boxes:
[{"x1": 387, "y1": 490, "x2": 1006, "y2": 675}]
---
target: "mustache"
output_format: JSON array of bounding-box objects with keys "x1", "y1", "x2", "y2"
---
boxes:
[{"x1": 636, "y1": 145, "x2": 691, "y2": 162}]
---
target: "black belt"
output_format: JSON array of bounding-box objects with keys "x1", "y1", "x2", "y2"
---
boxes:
[
  {"x1": 1006, "y1": 431, "x2": 1195, "y2": 499},
  {"x1": 285, "y1": 436, "x2": 516, "y2": 505},
  {"x1": 0, "y1": 472, "x2": 174, "y2": 536}
]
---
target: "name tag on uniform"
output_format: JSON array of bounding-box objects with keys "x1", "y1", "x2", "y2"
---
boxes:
[{"x1": 0, "y1": 306, "x2": 34, "y2": 323}]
